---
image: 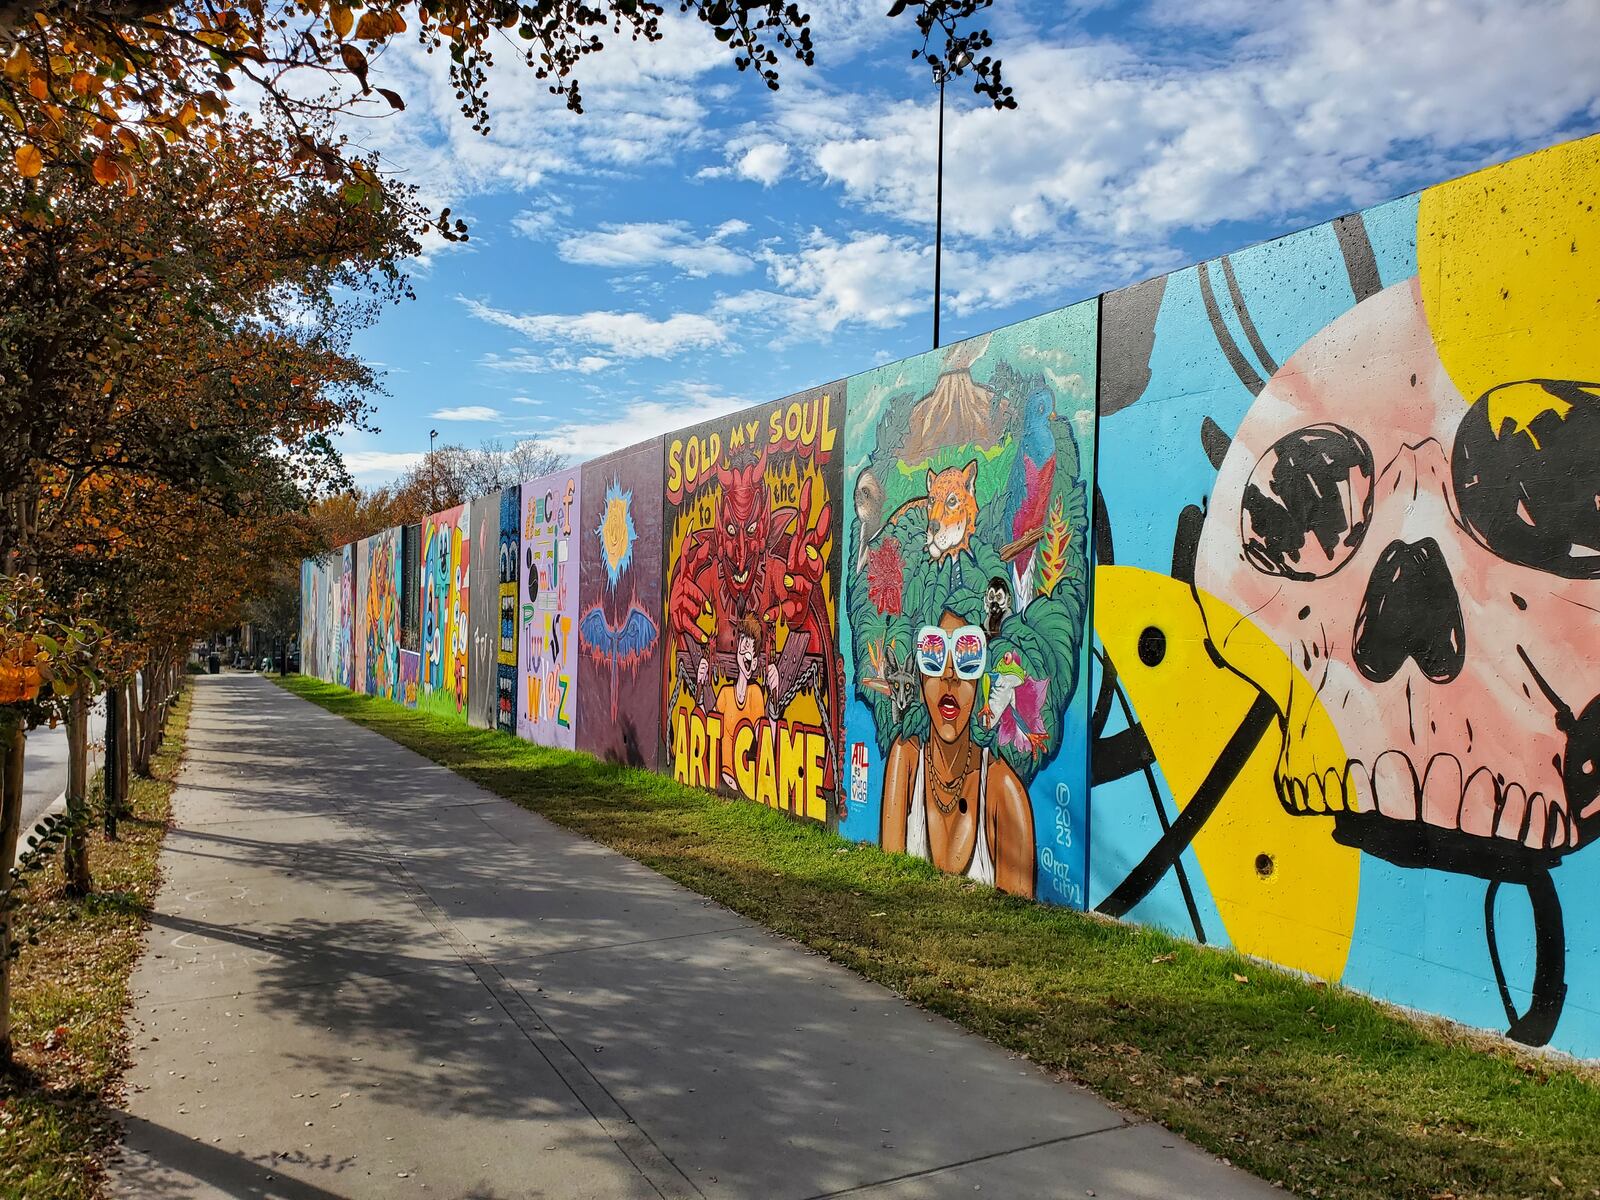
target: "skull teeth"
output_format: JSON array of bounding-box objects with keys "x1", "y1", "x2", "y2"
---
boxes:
[{"x1": 1276, "y1": 752, "x2": 1573, "y2": 852}]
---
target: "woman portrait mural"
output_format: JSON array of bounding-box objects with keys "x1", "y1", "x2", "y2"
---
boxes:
[{"x1": 841, "y1": 305, "x2": 1098, "y2": 904}]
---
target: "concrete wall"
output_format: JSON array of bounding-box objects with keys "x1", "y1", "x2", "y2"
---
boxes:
[
  {"x1": 663, "y1": 385, "x2": 845, "y2": 822},
  {"x1": 299, "y1": 132, "x2": 1600, "y2": 1055}
]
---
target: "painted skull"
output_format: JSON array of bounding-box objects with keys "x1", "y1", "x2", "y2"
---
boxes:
[{"x1": 1195, "y1": 279, "x2": 1600, "y2": 877}]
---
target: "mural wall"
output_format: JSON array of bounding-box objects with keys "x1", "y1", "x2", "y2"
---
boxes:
[
  {"x1": 420, "y1": 502, "x2": 470, "y2": 722},
  {"x1": 1089, "y1": 134, "x2": 1600, "y2": 1053},
  {"x1": 299, "y1": 555, "x2": 330, "y2": 682},
  {"x1": 468, "y1": 491, "x2": 502, "y2": 729},
  {"x1": 576, "y1": 440, "x2": 663, "y2": 768},
  {"x1": 518, "y1": 467, "x2": 582, "y2": 749},
  {"x1": 296, "y1": 134, "x2": 1598, "y2": 1056},
  {"x1": 360, "y1": 527, "x2": 400, "y2": 701},
  {"x1": 839, "y1": 309, "x2": 1099, "y2": 902},
  {"x1": 663, "y1": 386, "x2": 845, "y2": 823},
  {"x1": 497, "y1": 486, "x2": 521, "y2": 734}
]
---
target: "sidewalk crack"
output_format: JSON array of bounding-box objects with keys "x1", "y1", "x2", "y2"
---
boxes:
[
  {"x1": 387, "y1": 859, "x2": 703, "y2": 1200},
  {"x1": 796, "y1": 1122, "x2": 1135, "y2": 1199}
]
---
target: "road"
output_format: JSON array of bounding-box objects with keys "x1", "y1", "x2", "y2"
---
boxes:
[
  {"x1": 110, "y1": 674, "x2": 1280, "y2": 1200},
  {"x1": 21, "y1": 701, "x2": 105, "y2": 833}
]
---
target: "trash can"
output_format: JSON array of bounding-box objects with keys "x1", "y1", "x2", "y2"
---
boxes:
[{"x1": 208, "y1": 652, "x2": 221, "y2": 675}]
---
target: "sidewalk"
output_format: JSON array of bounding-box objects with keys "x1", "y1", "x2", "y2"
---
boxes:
[{"x1": 111, "y1": 674, "x2": 1283, "y2": 1199}]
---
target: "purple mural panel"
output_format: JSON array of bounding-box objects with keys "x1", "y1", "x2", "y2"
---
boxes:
[{"x1": 575, "y1": 439, "x2": 664, "y2": 769}]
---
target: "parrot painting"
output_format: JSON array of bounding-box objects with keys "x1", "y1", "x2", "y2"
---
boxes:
[
  {"x1": 981, "y1": 650, "x2": 1050, "y2": 756},
  {"x1": 1000, "y1": 386, "x2": 1058, "y2": 598}
]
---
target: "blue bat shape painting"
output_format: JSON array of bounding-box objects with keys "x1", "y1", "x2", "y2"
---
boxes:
[{"x1": 578, "y1": 603, "x2": 659, "y2": 718}]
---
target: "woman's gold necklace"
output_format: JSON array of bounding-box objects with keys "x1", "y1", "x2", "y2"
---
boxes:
[{"x1": 925, "y1": 739, "x2": 975, "y2": 815}]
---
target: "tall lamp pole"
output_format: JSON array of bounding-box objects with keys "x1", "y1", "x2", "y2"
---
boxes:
[
  {"x1": 931, "y1": 49, "x2": 970, "y2": 350},
  {"x1": 428, "y1": 428, "x2": 438, "y2": 513}
]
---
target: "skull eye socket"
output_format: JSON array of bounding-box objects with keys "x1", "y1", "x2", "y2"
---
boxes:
[
  {"x1": 1240, "y1": 423, "x2": 1374, "y2": 580},
  {"x1": 1451, "y1": 379, "x2": 1600, "y2": 579}
]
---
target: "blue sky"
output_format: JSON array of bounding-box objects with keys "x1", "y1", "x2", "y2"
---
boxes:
[{"x1": 335, "y1": 0, "x2": 1600, "y2": 485}]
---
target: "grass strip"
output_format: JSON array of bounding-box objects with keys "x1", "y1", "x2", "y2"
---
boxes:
[
  {"x1": 281, "y1": 674, "x2": 1600, "y2": 1200},
  {"x1": 0, "y1": 686, "x2": 191, "y2": 1200}
]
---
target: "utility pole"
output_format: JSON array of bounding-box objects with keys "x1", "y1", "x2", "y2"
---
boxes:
[
  {"x1": 931, "y1": 49, "x2": 970, "y2": 350},
  {"x1": 429, "y1": 428, "x2": 439, "y2": 514}
]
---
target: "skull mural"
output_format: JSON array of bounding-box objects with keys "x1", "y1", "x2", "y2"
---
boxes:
[{"x1": 1195, "y1": 279, "x2": 1600, "y2": 882}]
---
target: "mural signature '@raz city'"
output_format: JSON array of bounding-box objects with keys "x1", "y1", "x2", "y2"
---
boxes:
[
  {"x1": 298, "y1": 133, "x2": 1600, "y2": 1056},
  {"x1": 663, "y1": 386, "x2": 845, "y2": 824}
]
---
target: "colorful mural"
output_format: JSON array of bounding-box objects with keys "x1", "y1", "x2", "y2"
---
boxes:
[
  {"x1": 497, "y1": 485, "x2": 521, "y2": 735},
  {"x1": 1089, "y1": 134, "x2": 1600, "y2": 1052},
  {"x1": 294, "y1": 133, "x2": 1599, "y2": 1056},
  {"x1": 663, "y1": 387, "x2": 845, "y2": 823},
  {"x1": 518, "y1": 468, "x2": 582, "y2": 749},
  {"x1": 336, "y1": 544, "x2": 356, "y2": 691},
  {"x1": 420, "y1": 503, "x2": 470, "y2": 721},
  {"x1": 399, "y1": 649, "x2": 421, "y2": 709},
  {"x1": 840, "y1": 309, "x2": 1098, "y2": 901},
  {"x1": 576, "y1": 440, "x2": 663, "y2": 768},
  {"x1": 299, "y1": 556, "x2": 328, "y2": 681},
  {"x1": 360, "y1": 527, "x2": 399, "y2": 701},
  {"x1": 468, "y1": 491, "x2": 502, "y2": 729}
]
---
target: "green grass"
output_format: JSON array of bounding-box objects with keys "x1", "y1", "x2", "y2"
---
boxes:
[
  {"x1": 0, "y1": 688, "x2": 190, "y2": 1200},
  {"x1": 281, "y1": 674, "x2": 1600, "y2": 1200}
]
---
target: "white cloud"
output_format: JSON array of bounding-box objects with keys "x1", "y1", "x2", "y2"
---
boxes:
[
  {"x1": 556, "y1": 220, "x2": 752, "y2": 276},
  {"x1": 461, "y1": 297, "x2": 726, "y2": 358},
  {"x1": 483, "y1": 350, "x2": 614, "y2": 374},
  {"x1": 342, "y1": 449, "x2": 426, "y2": 483},
  {"x1": 735, "y1": 141, "x2": 792, "y2": 186},
  {"x1": 715, "y1": 228, "x2": 1158, "y2": 343},
  {"x1": 429, "y1": 405, "x2": 503, "y2": 422},
  {"x1": 513, "y1": 381, "x2": 750, "y2": 460},
  {"x1": 339, "y1": 10, "x2": 733, "y2": 216},
  {"x1": 752, "y1": 0, "x2": 1600, "y2": 244}
]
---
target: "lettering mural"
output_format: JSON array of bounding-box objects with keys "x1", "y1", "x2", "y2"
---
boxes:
[
  {"x1": 1090, "y1": 134, "x2": 1600, "y2": 1052},
  {"x1": 497, "y1": 485, "x2": 521, "y2": 734},
  {"x1": 518, "y1": 468, "x2": 582, "y2": 749},
  {"x1": 576, "y1": 440, "x2": 662, "y2": 768},
  {"x1": 421, "y1": 502, "x2": 470, "y2": 721},
  {"x1": 468, "y1": 490, "x2": 502, "y2": 729},
  {"x1": 293, "y1": 133, "x2": 1599, "y2": 1055},
  {"x1": 663, "y1": 386, "x2": 845, "y2": 823},
  {"x1": 840, "y1": 309, "x2": 1098, "y2": 902}
]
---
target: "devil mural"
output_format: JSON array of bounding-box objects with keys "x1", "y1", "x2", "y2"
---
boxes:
[{"x1": 664, "y1": 387, "x2": 845, "y2": 822}]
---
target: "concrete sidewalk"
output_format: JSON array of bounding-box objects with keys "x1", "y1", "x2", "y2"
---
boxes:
[{"x1": 111, "y1": 674, "x2": 1282, "y2": 1200}]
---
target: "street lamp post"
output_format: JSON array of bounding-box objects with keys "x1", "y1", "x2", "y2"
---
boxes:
[
  {"x1": 931, "y1": 50, "x2": 970, "y2": 351},
  {"x1": 428, "y1": 428, "x2": 438, "y2": 513}
]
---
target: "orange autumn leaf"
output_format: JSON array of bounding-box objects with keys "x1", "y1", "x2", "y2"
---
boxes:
[
  {"x1": 92, "y1": 154, "x2": 120, "y2": 186},
  {"x1": 15, "y1": 143, "x2": 42, "y2": 177}
]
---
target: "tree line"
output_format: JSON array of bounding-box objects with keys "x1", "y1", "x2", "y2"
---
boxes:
[{"x1": 0, "y1": 0, "x2": 1009, "y2": 1071}]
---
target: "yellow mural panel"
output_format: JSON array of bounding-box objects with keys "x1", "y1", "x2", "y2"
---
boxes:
[
  {"x1": 1094, "y1": 566, "x2": 1359, "y2": 980},
  {"x1": 1419, "y1": 134, "x2": 1600, "y2": 402}
]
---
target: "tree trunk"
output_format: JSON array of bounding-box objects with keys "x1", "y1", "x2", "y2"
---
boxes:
[
  {"x1": 132, "y1": 663, "x2": 153, "y2": 778},
  {"x1": 103, "y1": 683, "x2": 120, "y2": 840},
  {"x1": 117, "y1": 679, "x2": 133, "y2": 808},
  {"x1": 0, "y1": 713, "x2": 24, "y2": 1069},
  {"x1": 64, "y1": 689, "x2": 91, "y2": 895}
]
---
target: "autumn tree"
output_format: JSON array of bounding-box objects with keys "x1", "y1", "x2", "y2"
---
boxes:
[
  {"x1": 0, "y1": 110, "x2": 416, "y2": 1065},
  {"x1": 0, "y1": 1, "x2": 1009, "y2": 226}
]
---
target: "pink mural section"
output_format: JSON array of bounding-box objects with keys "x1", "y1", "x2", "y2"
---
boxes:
[{"x1": 517, "y1": 467, "x2": 583, "y2": 749}]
